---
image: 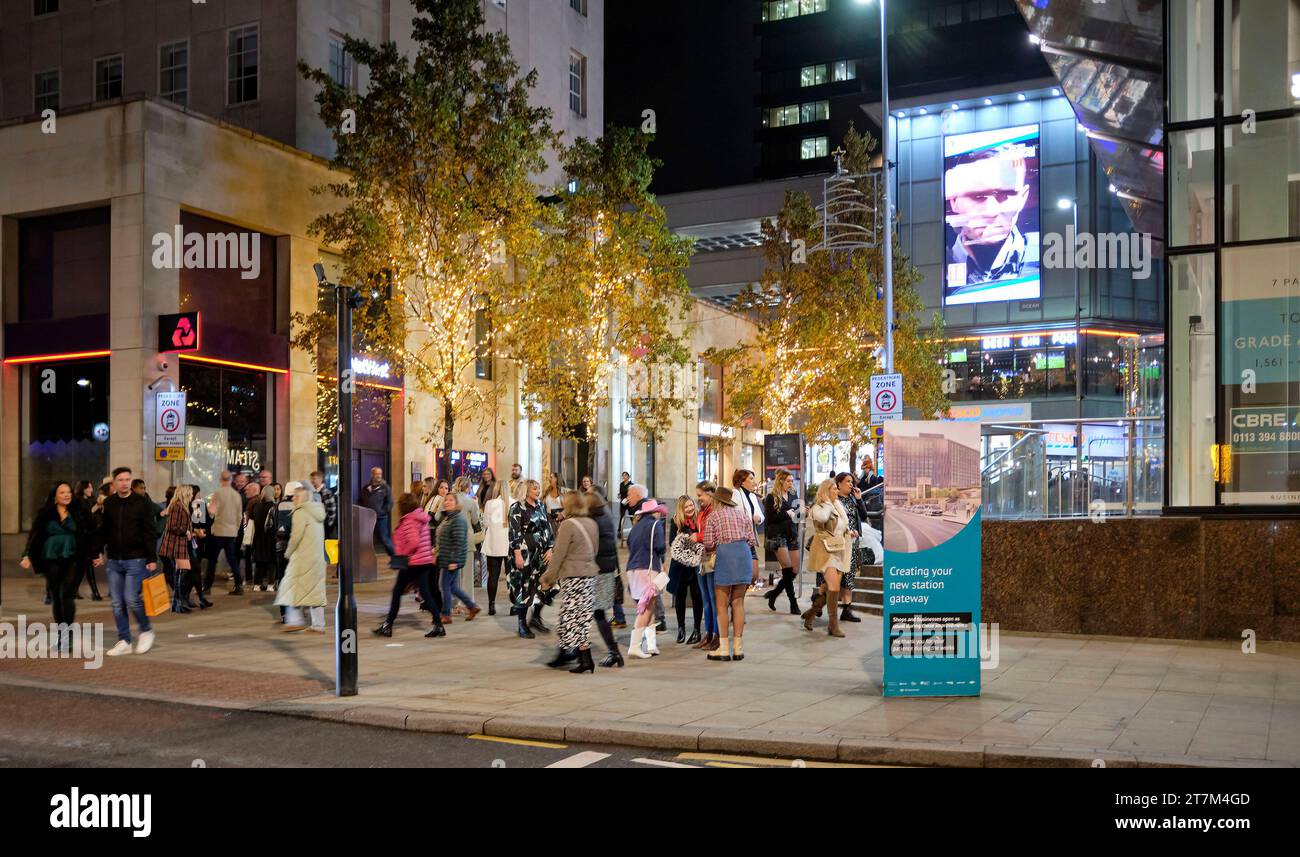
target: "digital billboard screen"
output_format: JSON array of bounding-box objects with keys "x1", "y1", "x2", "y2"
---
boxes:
[{"x1": 942, "y1": 124, "x2": 1041, "y2": 306}]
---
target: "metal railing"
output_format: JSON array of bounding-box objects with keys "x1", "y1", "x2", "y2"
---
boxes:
[{"x1": 980, "y1": 417, "x2": 1163, "y2": 520}]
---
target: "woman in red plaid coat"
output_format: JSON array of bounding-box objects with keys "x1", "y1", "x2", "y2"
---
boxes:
[{"x1": 159, "y1": 486, "x2": 194, "y2": 610}]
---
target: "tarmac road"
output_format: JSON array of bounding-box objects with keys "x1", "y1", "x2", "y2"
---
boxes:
[
  {"x1": 884, "y1": 508, "x2": 964, "y2": 553},
  {"x1": 0, "y1": 685, "x2": 874, "y2": 769}
]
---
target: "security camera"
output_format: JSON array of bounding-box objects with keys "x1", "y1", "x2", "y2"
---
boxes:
[
  {"x1": 314, "y1": 262, "x2": 328, "y2": 287},
  {"x1": 157, "y1": 358, "x2": 169, "y2": 372}
]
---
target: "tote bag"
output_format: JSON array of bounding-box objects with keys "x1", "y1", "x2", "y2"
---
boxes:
[{"x1": 142, "y1": 572, "x2": 171, "y2": 617}]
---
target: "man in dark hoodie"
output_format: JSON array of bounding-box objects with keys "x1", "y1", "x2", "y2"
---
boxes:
[{"x1": 97, "y1": 467, "x2": 159, "y2": 657}]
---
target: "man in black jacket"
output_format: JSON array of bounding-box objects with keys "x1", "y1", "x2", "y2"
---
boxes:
[{"x1": 96, "y1": 467, "x2": 159, "y2": 657}]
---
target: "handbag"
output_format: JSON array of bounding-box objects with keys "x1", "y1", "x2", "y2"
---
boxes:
[
  {"x1": 142, "y1": 572, "x2": 171, "y2": 617},
  {"x1": 670, "y1": 531, "x2": 703, "y2": 567},
  {"x1": 651, "y1": 570, "x2": 671, "y2": 592}
]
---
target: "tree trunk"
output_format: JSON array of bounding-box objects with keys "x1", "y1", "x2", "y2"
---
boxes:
[
  {"x1": 443, "y1": 400, "x2": 455, "y2": 481},
  {"x1": 848, "y1": 441, "x2": 859, "y2": 477}
]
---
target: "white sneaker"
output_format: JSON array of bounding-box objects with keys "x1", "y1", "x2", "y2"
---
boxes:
[
  {"x1": 135, "y1": 630, "x2": 156, "y2": 654},
  {"x1": 106, "y1": 640, "x2": 132, "y2": 657}
]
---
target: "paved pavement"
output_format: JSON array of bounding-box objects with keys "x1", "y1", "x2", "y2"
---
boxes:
[{"x1": 2, "y1": 561, "x2": 1299, "y2": 767}]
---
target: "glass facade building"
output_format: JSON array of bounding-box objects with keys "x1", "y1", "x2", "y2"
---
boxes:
[{"x1": 1167, "y1": 0, "x2": 1300, "y2": 509}]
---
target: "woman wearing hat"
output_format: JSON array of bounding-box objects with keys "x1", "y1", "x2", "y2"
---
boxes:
[
  {"x1": 803, "y1": 478, "x2": 850, "y2": 638},
  {"x1": 624, "y1": 497, "x2": 667, "y2": 659},
  {"x1": 700, "y1": 485, "x2": 758, "y2": 662}
]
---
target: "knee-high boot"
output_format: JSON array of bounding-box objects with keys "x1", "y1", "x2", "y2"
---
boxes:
[{"x1": 802, "y1": 585, "x2": 826, "y2": 631}]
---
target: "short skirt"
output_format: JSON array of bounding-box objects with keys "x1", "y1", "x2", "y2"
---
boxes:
[{"x1": 712, "y1": 540, "x2": 754, "y2": 586}]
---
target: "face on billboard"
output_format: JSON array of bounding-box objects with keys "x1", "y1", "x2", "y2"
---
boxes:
[{"x1": 943, "y1": 125, "x2": 1041, "y2": 306}]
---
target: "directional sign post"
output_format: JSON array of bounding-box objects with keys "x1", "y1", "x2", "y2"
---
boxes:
[
  {"x1": 155, "y1": 391, "x2": 187, "y2": 461},
  {"x1": 871, "y1": 373, "x2": 903, "y2": 423}
]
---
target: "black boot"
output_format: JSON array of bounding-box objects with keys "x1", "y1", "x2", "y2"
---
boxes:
[
  {"x1": 517, "y1": 616, "x2": 535, "y2": 639},
  {"x1": 425, "y1": 623, "x2": 446, "y2": 638},
  {"x1": 488, "y1": 603, "x2": 496, "y2": 616},
  {"x1": 765, "y1": 589, "x2": 778, "y2": 611},
  {"x1": 528, "y1": 605, "x2": 550, "y2": 634},
  {"x1": 655, "y1": 617, "x2": 667, "y2": 632},
  {"x1": 547, "y1": 647, "x2": 578, "y2": 669},
  {"x1": 372, "y1": 622, "x2": 393, "y2": 637},
  {"x1": 569, "y1": 648, "x2": 595, "y2": 674},
  {"x1": 676, "y1": 627, "x2": 686, "y2": 644},
  {"x1": 599, "y1": 649, "x2": 624, "y2": 668},
  {"x1": 686, "y1": 629, "x2": 701, "y2": 645},
  {"x1": 840, "y1": 604, "x2": 862, "y2": 623}
]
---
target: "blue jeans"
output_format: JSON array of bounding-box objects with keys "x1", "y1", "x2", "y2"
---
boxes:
[
  {"x1": 440, "y1": 563, "x2": 478, "y2": 612},
  {"x1": 699, "y1": 571, "x2": 718, "y2": 634},
  {"x1": 373, "y1": 515, "x2": 394, "y2": 556},
  {"x1": 107, "y1": 557, "x2": 152, "y2": 643}
]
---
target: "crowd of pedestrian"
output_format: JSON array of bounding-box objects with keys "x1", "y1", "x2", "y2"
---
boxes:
[{"x1": 21, "y1": 457, "x2": 883, "y2": 670}]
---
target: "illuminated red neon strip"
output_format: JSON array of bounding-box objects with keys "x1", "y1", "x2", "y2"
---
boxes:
[
  {"x1": 179, "y1": 353, "x2": 289, "y2": 375},
  {"x1": 2, "y1": 350, "x2": 112, "y2": 365}
]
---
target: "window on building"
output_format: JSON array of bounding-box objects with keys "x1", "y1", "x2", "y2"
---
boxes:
[
  {"x1": 762, "y1": 0, "x2": 827, "y2": 22},
  {"x1": 94, "y1": 55, "x2": 123, "y2": 102},
  {"x1": 34, "y1": 0, "x2": 58, "y2": 15},
  {"x1": 328, "y1": 35, "x2": 355, "y2": 91},
  {"x1": 766, "y1": 104, "x2": 799, "y2": 127},
  {"x1": 833, "y1": 60, "x2": 856, "y2": 82},
  {"x1": 800, "y1": 136, "x2": 829, "y2": 159},
  {"x1": 227, "y1": 24, "x2": 259, "y2": 104},
  {"x1": 19, "y1": 207, "x2": 111, "y2": 322},
  {"x1": 800, "y1": 64, "x2": 827, "y2": 87},
  {"x1": 34, "y1": 70, "x2": 59, "y2": 112},
  {"x1": 159, "y1": 41, "x2": 188, "y2": 106},
  {"x1": 181, "y1": 362, "x2": 271, "y2": 478},
  {"x1": 569, "y1": 51, "x2": 587, "y2": 117},
  {"x1": 570, "y1": 0, "x2": 587, "y2": 15},
  {"x1": 800, "y1": 100, "x2": 829, "y2": 123},
  {"x1": 22, "y1": 358, "x2": 110, "y2": 526}
]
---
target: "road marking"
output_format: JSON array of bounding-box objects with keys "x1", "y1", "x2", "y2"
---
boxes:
[
  {"x1": 384, "y1": 643, "x2": 404, "y2": 648},
  {"x1": 677, "y1": 752, "x2": 878, "y2": 769},
  {"x1": 186, "y1": 634, "x2": 206, "y2": 639},
  {"x1": 632, "y1": 758, "x2": 700, "y2": 768},
  {"x1": 545, "y1": 751, "x2": 611, "y2": 768},
  {"x1": 467, "y1": 734, "x2": 568, "y2": 750}
]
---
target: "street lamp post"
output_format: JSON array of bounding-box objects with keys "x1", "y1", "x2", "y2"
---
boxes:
[
  {"x1": 878, "y1": 0, "x2": 894, "y2": 374},
  {"x1": 1057, "y1": 197, "x2": 1084, "y2": 509},
  {"x1": 316, "y1": 263, "x2": 361, "y2": 697}
]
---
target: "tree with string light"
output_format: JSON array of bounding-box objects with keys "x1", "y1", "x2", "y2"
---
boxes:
[
  {"x1": 290, "y1": 0, "x2": 555, "y2": 462},
  {"x1": 505, "y1": 128, "x2": 695, "y2": 474},
  {"x1": 721, "y1": 125, "x2": 949, "y2": 465}
]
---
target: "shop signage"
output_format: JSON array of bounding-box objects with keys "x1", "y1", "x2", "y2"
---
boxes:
[
  {"x1": 946, "y1": 403, "x2": 1032, "y2": 423},
  {"x1": 158, "y1": 312, "x2": 200, "y2": 353},
  {"x1": 870, "y1": 373, "x2": 903, "y2": 422},
  {"x1": 227, "y1": 448, "x2": 262, "y2": 471},
  {"x1": 882, "y1": 421, "x2": 982, "y2": 698},
  {"x1": 763, "y1": 432, "x2": 806, "y2": 505},
  {"x1": 154, "y1": 391, "x2": 187, "y2": 460},
  {"x1": 1229, "y1": 406, "x2": 1300, "y2": 455}
]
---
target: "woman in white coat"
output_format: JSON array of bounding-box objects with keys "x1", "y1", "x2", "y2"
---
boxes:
[
  {"x1": 731, "y1": 469, "x2": 766, "y2": 589},
  {"x1": 802, "y1": 478, "x2": 850, "y2": 639},
  {"x1": 275, "y1": 486, "x2": 327, "y2": 632},
  {"x1": 481, "y1": 480, "x2": 510, "y2": 616}
]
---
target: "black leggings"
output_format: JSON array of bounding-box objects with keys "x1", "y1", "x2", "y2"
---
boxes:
[
  {"x1": 385, "y1": 564, "x2": 442, "y2": 625},
  {"x1": 486, "y1": 555, "x2": 505, "y2": 607},
  {"x1": 592, "y1": 609, "x2": 618, "y2": 653},
  {"x1": 43, "y1": 558, "x2": 79, "y2": 625},
  {"x1": 79, "y1": 558, "x2": 101, "y2": 599},
  {"x1": 674, "y1": 575, "x2": 703, "y2": 631}
]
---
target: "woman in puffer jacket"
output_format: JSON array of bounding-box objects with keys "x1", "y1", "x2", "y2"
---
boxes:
[{"x1": 373, "y1": 493, "x2": 445, "y2": 638}]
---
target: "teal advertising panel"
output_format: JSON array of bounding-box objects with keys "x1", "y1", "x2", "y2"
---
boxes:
[{"x1": 882, "y1": 421, "x2": 982, "y2": 697}]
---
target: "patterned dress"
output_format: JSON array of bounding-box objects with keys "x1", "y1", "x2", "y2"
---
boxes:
[
  {"x1": 507, "y1": 499, "x2": 555, "y2": 608},
  {"x1": 840, "y1": 492, "x2": 866, "y2": 593}
]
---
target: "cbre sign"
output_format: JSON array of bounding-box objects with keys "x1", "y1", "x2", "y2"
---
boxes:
[{"x1": 158, "y1": 311, "x2": 201, "y2": 353}]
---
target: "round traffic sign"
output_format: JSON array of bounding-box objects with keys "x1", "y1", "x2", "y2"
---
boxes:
[
  {"x1": 160, "y1": 408, "x2": 181, "y2": 433},
  {"x1": 874, "y1": 389, "x2": 897, "y2": 413}
]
